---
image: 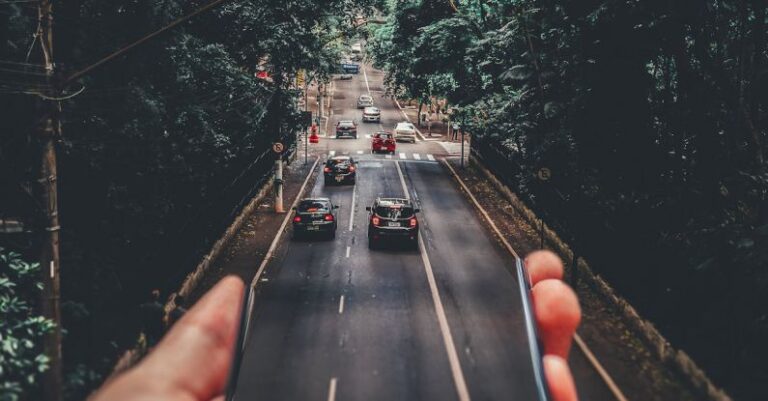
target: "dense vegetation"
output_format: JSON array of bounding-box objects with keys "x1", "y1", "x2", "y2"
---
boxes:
[
  {"x1": 1, "y1": 0, "x2": 370, "y2": 398},
  {"x1": 369, "y1": 1, "x2": 767, "y2": 399}
]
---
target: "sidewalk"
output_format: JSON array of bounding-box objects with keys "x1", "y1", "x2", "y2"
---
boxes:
[{"x1": 396, "y1": 98, "x2": 469, "y2": 143}]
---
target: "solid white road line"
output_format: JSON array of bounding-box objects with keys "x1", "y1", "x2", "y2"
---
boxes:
[
  {"x1": 356, "y1": 150, "x2": 364, "y2": 154},
  {"x1": 363, "y1": 64, "x2": 371, "y2": 95},
  {"x1": 427, "y1": 154, "x2": 435, "y2": 161},
  {"x1": 441, "y1": 159, "x2": 628, "y2": 401},
  {"x1": 413, "y1": 153, "x2": 421, "y2": 160},
  {"x1": 395, "y1": 161, "x2": 471, "y2": 401},
  {"x1": 327, "y1": 377, "x2": 338, "y2": 401},
  {"x1": 246, "y1": 156, "x2": 321, "y2": 335},
  {"x1": 399, "y1": 152, "x2": 406, "y2": 159},
  {"x1": 385, "y1": 154, "x2": 392, "y2": 159},
  {"x1": 338, "y1": 295, "x2": 345, "y2": 314},
  {"x1": 348, "y1": 186, "x2": 356, "y2": 232},
  {"x1": 345, "y1": 246, "x2": 350, "y2": 258}
]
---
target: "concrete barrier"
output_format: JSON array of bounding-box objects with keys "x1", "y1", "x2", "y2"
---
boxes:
[{"x1": 468, "y1": 155, "x2": 732, "y2": 401}]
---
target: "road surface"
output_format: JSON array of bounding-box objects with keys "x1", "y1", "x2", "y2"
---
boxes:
[{"x1": 230, "y1": 64, "x2": 617, "y2": 401}]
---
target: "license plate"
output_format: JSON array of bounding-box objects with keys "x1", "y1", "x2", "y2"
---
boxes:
[
  {"x1": 335, "y1": 176, "x2": 344, "y2": 182},
  {"x1": 387, "y1": 222, "x2": 400, "y2": 227},
  {"x1": 307, "y1": 226, "x2": 320, "y2": 230}
]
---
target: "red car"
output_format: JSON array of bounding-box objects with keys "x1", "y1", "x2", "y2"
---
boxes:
[{"x1": 371, "y1": 131, "x2": 396, "y2": 154}]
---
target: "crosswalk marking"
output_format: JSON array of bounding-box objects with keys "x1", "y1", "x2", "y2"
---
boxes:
[{"x1": 325, "y1": 151, "x2": 437, "y2": 162}]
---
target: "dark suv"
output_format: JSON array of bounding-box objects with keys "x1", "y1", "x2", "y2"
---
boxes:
[
  {"x1": 324, "y1": 156, "x2": 357, "y2": 185},
  {"x1": 292, "y1": 198, "x2": 338, "y2": 239},
  {"x1": 366, "y1": 198, "x2": 420, "y2": 249},
  {"x1": 335, "y1": 120, "x2": 358, "y2": 139}
]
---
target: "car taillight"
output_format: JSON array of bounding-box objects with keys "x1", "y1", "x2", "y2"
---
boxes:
[
  {"x1": 409, "y1": 218, "x2": 417, "y2": 227},
  {"x1": 293, "y1": 216, "x2": 302, "y2": 223},
  {"x1": 324, "y1": 214, "x2": 334, "y2": 221},
  {"x1": 324, "y1": 167, "x2": 331, "y2": 173},
  {"x1": 372, "y1": 217, "x2": 380, "y2": 226}
]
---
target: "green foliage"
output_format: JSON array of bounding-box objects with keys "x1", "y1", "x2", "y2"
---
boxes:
[
  {"x1": 2, "y1": 0, "x2": 370, "y2": 399},
  {"x1": 374, "y1": 0, "x2": 768, "y2": 398},
  {"x1": 0, "y1": 248, "x2": 55, "y2": 401}
]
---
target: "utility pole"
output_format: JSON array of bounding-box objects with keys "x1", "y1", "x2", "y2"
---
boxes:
[{"x1": 37, "y1": 0, "x2": 63, "y2": 400}]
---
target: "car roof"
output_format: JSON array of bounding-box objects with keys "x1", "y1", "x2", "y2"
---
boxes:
[
  {"x1": 359, "y1": 94, "x2": 372, "y2": 99},
  {"x1": 364, "y1": 106, "x2": 379, "y2": 111},
  {"x1": 395, "y1": 122, "x2": 414, "y2": 128},
  {"x1": 301, "y1": 197, "x2": 330, "y2": 202},
  {"x1": 328, "y1": 155, "x2": 351, "y2": 161},
  {"x1": 338, "y1": 119, "x2": 354, "y2": 124}
]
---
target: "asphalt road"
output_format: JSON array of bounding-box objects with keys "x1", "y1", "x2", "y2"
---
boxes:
[{"x1": 230, "y1": 63, "x2": 616, "y2": 401}]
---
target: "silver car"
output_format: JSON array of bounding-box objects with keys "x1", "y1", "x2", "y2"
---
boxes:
[
  {"x1": 357, "y1": 94, "x2": 373, "y2": 109},
  {"x1": 363, "y1": 107, "x2": 381, "y2": 122}
]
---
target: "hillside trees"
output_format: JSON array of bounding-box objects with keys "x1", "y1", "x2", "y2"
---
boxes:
[
  {"x1": 371, "y1": 0, "x2": 767, "y2": 399},
  {"x1": 1, "y1": 0, "x2": 368, "y2": 398}
]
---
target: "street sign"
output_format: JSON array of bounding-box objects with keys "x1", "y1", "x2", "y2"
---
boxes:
[
  {"x1": 296, "y1": 69, "x2": 305, "y2": 88},
  {"x1": 272, "y1": 142, "x2": 285, "y2": 153},
  {"x1": 537, "y1": 167, "x2": 552, "y2": 181}
]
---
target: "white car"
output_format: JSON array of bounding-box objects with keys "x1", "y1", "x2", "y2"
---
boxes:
[
  {"x1": 363, "y1": 107, "x2": 380, "y2": 122},
  {"x1": 357, "y1": 94, "x2": 373, "y2": 109},
  {"x1": 394, "y1": 122, "x2": 417, "y2": 143}
]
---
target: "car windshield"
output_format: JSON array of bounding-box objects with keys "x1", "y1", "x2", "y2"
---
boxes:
[
  {"x1": 338, "y1": 121, "x2": 354, "y2": 127},
  {"x1": 298, "y1": 200, "x2": 330, "y2": 213},
  {"x1": 359, "y1": 96, "x2": 372, "y2": 101},
  {"x1": 327, "y1": 158, "x2": 352, "y2": 166},
  {"x1": 375, "y1": 205, "x2": 414, "y2": 219},
  {"x1": 375, "y1": 133, "x2": 392, "y2": 139}
]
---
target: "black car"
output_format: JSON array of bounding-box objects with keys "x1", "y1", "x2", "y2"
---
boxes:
[
  {"x1": 324, "y1": 156, "x2": 357, "y2": 185},
  {"x1": 292, "y1": 198, "x2": 338, "y2": 239},
  {"x1": 366, "y1": 198, "x2": 420, "y2": 249},
  {"x1": 335, "y1": 120, "x2": 358, "y2": 139}
]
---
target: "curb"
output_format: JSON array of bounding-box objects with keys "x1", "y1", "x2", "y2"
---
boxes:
[{"x1": 467, "y1": 154, "x2": 733, "y2": 401}]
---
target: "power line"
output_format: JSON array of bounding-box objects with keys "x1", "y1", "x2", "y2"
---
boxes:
[{"x1": 63, "y1": 0, "x2": 234, "y2": 85}]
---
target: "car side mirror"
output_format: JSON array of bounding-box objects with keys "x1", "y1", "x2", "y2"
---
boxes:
[
  {"x1": 334, "y1": 205, "x2": 339, "y2": 209},
  {"x1": 414, "y1": 208, "x2": 421, "y2": 213},
  {"x1": 365, "y1": 206, "x2": 371, "y2": 211}
]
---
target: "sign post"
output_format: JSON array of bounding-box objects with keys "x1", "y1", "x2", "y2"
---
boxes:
[{"x1": 273, "y1": 142, "x2": 285, "y2": 213}]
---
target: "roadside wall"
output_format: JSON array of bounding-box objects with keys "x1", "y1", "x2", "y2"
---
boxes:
[{"x1": 468, "y1": 155, "x2": 732, "y2": 401}]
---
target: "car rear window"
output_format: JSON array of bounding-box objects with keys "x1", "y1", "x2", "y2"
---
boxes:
[
  {"x1": 375, "y1": 133, "x2": 392, "y2": 139},
  {"x1": 298, "y1": 200, "x2": 330, "y2": 212},
  {"x1": 338, "y1": 121, "x2": 354, "y2": 127},
  {"x1": 375, "y1": 206, "x2": 414, "y2": 219},
  {"x1": 359, "y1": 96, "x2": 372, "y2": 101}
]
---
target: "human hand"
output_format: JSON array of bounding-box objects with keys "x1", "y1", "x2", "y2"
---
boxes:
[
  {"x1": 526, "y1": 250, "x2": 581, "y2": 401},
  {"x1": 93, "y1": 253, "x2": 580, "y2": 401},
  {"x1": 90, "y1": 276, "x2": 244, "y2": 401}
]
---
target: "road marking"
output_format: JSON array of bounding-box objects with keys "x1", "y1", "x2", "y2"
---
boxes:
[
  {"x1": 399, "y1": 152, "x2": 406, "y2": 159},
  {"x1": 365, "y1": 134, "x2": 372, "y2": 139},
  {"x1": 363, "y1": 64, "x2": 371, "y2": 95},
  {"x1": 413, "y1": 153, "x2": 421, "y2": 160},
  {"x1": 356, "y1": 150, "x2": 363, "y2": 154},
  {"x1": 329, "y1": 150, "x2": 336, "y2": 156},
  {"x1": 338, "y1": 295, "x2": 345, "y2": 314},
  {"x1": 345, "y1": 246, "x2": 350, "y2": 258},
  {"x1": 395, "y1": 161, "x2": 471, "y2": 401},
  {"x1": 385, "y1": 154, "x2": 392, "y2": 159},
  {"x1": 246, "y1": 158, "x2": 321, "y2": 335},
  {"x1": 348, "y1": 186, "x2": 356, "y2": 232},
  {"x1": 442, "y1": 159, "x2": 628, "y2": 401},
  {"x1": 327, "y1": 377, "x2": 338, "y2": 401},
  {"x1": 427, "y1": 154, "x2": 435, "y2": 161}
]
